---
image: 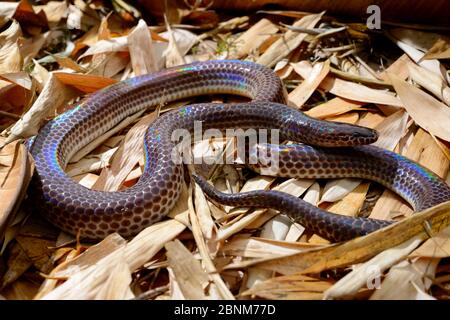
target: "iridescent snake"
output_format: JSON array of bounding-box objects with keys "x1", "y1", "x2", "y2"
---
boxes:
[{"x1": 28, "y1": 60, "x2": 450, "y2": 242}]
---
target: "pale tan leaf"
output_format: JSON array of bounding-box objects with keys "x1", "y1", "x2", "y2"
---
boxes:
[
  {"x1": 292, "y1": 60, "x2": 401, "y2": 106},
  {"x1": 320, "y1": 179, "x2": 361, "y2": 204},
  {"x1": 372, "y1": 109, "x2": 409, "y2": 150},
  {"x1": 193, "y1": 183, "x2": 215, "y2": 239},
  {"x1": 95, "y1": 257, "x2": 134, "y2": 299},
  {"x1": 243, "y1": 274, "x2": 332, "y2": 300},
  {"x1": 220, "y1": 236, "x2": 317, "y2": 259},
  {"x1": 324, "y1": 236, "x2": 422, "y2": 299},
  {"x1": 34, "y1": 1, "x2": 68, "y2": 27},
  {"x1": 388, "y1": 73, "x2": 450, "y2": 142},
  {"x1": 305, "y1": 97, "x2": 365, "y2": 119},
  {"x1": 74, "y1": 173, "x2": 99, "y2": 189},
  {"x1": 0, "y1": 2, "x2": 18, "y2": 28},
  {"x1": 31, "y1": 60, "x2": 50, "y2": 92},
  {"x1": 162, "y1": 28, "x2": 198, "y2": 68},
  {"x1": 228, "y1": 18, "x2": 279, "y2": 59},
  {"x1": 0, "y1": 20, "x2": 22, "y2": 74},
  {"x1": 165, "y1": 240, "x2": 209, "y2": 299},
  {"x1": 320, "y1": 76, "x2": 402, "y2": 107},
  {"x1": 388, "y1": 31, "x2": 445, "y2": 79},
  {"x1": 409, "y1": 226, "x2": 450, "y2": 258},
  {"x1": 256, "y1": 12, "x2": 323, "y2": 67},
  {"x1": 79, "y1": 36, "x2": 128, "y2": 59},
  {"x1": 0, "y1": 72, "x2": 31, "y2": 90},
  {"x1": 128, "y1": 19, "x2": 158, "y2": 75},
  {"x1": 370, "y1": 258, "x2": 438, "y2": 300},
  {"x1": 260, "y1": 215, "x2": 291, "y2": 241},
  {"x1": 407, "y1": 62, "x2": 450, "y2": 106},
  {"x1": 288, "y1": 60, "x2": 330, "y2": 108},
  {"x1": 325, "y1": 182, "x2": 371, "y2": 217},
  {"x1": 188, "y1": 185, "x2": 234, "y2": 300}
]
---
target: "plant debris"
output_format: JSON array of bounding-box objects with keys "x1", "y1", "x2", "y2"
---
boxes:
[{"x1": 0, "y1": 1, "x2": 449, "y2": 300}]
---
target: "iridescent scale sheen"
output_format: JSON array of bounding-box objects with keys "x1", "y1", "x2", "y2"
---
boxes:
[{"x1": 28, "y1": 60, "x2": 450, "y2": 242}]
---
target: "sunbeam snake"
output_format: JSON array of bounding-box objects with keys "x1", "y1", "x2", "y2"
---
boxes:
[{"x1": 27, "y1": 60, "x2": 450, "y2": 242}]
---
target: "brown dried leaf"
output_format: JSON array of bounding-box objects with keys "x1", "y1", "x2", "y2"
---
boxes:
[
  {"x1": 53, "y1": 72, "x2": 117, "y2": 93},
  {"x1": 422, "y1": 36, "x2": 450, "y2": 60},
  {"x1": 240, "y1": 201, "x2": 450, "y2": 275},
  {"x1": 243, "y1": 274, "x2": 332, "y2": 300},
  {"x1": 0, "y1": 241, "x2": 32, "y2": 290},
  {"x1": 0, "y1": 139, "x2": 34, "y2": 239}
]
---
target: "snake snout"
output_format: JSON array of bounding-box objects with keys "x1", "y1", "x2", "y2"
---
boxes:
[
  {"x1": 351, "y1": 127, "x2": 378, "y2": 145},
  {"x1": 331, "y1": 124, "x2": 378, "y2": 146}
]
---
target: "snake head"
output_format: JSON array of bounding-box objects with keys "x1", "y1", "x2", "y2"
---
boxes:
[
  {"x1": 284, "y1": 111, "x2": 379, "y2": 147},
  {"x1": 332, "y1": 123, "x2": 379, "y2": 146}
]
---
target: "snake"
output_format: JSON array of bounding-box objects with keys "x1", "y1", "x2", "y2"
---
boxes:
[{"x1": 27, "y1": 60, "x2": 450, "y2": 242}]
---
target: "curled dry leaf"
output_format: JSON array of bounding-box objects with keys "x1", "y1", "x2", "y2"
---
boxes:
[
  {"x1": 0, "y1": 20, "x2": 22, "y2": 74},
  {"x1": 0, "y1": 138, "x2": 34, "y2": 240},
  {"x1": 2, "y1": 73, "x2": 79, "y2": 146},
  {"x1": 128, "y1": 19, "x2": 158, "y2": 75},
  {"x1": 0, "y1": 2, "x2": 18, "y2": 28}
]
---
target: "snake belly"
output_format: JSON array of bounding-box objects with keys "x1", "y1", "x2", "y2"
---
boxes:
[{"x1": 28, "y1": 60, "x2": 450, "y2": 241}]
